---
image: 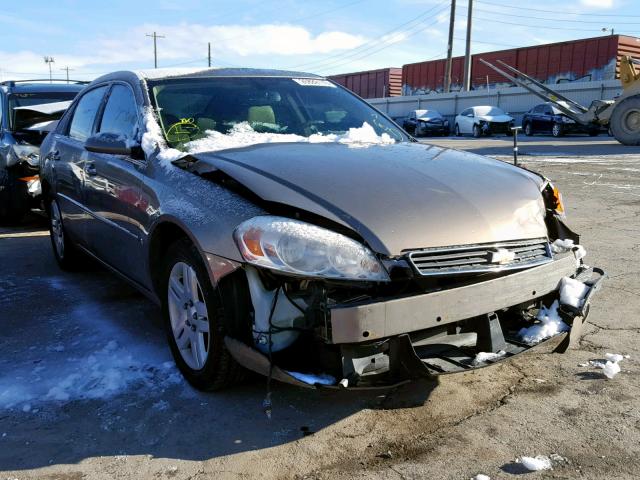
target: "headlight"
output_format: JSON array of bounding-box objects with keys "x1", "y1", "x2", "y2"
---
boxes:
[
  {"x1": 9, "y1": 145, "x2": 40, "y2": 167},
  {"x1": 542, "y1": 181, "x2": 566, "y2": 218},
  {"x1": 234, "y1": 216, "x2": 390, "y2": 281}
]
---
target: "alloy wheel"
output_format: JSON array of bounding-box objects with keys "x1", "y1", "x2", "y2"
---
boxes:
[
  {"x1": 167, "y1": 261, "x2": 211, "y2": 370},
  {"x1": 50, "y1": 200, "x2": 65, "y2": 259},
  {"x1": 552, "y1": 123, "x2": 562, "y2": 137}
]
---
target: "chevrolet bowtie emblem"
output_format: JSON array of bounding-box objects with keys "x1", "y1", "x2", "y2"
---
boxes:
[{"x1": 488, "y1": 248, "x2": 516, "y2": 265}]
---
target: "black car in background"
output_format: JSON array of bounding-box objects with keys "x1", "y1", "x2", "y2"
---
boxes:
[
  {"x1": 522, "y1": 102, "x2": 599, "y2": 138},
  {"x1": 0, "y1": 80, "x2": 85, "y2": 222},
  {"x1": 402, "y1": 109, "x2": 450, "y2": 137}
]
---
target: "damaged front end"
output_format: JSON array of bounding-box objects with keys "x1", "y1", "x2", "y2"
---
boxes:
[{"x1": 217, "y1": 216, "x2": 605, "y2": 389}]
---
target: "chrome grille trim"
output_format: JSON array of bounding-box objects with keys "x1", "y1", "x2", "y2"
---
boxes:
[{"x1": 407, "y1": 238, "x2": 553, "y2": 276}]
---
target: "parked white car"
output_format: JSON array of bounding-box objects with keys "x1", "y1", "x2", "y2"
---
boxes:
[{"x1": 454, "y1": 106, "x2": 514, "y2": 138}]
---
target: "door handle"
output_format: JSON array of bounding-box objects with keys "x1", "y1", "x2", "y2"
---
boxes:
[{"x1": 85, "y1": 163, "x2": 97, "y2": 176}]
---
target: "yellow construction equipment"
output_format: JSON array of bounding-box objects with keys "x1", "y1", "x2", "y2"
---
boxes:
[{"x1": 480, "y1": 56, "x2": 640, "y2": 145}]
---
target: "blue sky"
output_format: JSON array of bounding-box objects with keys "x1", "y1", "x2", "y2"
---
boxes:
[{"x1": 0, "y1": 0, "x2": 636, "y2": 81}]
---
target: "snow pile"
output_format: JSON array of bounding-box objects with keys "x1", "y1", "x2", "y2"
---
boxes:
[
  {"x1": 519, "y1": 455, "x2": 552, "y2": 471},
  {"x1": 551, "y1": 238, "x2": 586, "y2": 260},
  {"x1": 559, "y1": 277, "x2": 590, "y2": 309},
  {"x1": 471, "y1": 475, "x2": 490, "y2": 480},
  {"x1": 141, "y1": 108, "x2": 396, "y2": 169},
  {"x1": 518, "y1": 300, "x2": 569, "y2": 344},
  {"x1": 473, "y1": 350, "x2": 506, "y2": 365},
  {"x1": 286, "y1": 371, "x2": 336, "y2": 386},
  {"x1": 586, "y1": 352, "x2": 627, "y2": 379}
]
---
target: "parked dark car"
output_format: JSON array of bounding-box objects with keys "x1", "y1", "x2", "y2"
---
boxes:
[
  {"x1": 40, "y1": 68, "x2": 601, "y2": 391},
  {"x1": 522, "y1": 102, "x2": 600, "y2": 137},
  {"x1": 402, "y1": 109, "x2": 450, "y2": 136},
  {"x1": 0, "y1": 80, "x2": 85, "y2": 222}
]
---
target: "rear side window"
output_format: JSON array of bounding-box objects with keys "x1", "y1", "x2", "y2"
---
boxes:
[
  {"x1": 99, "y1": 84, "x2": 139, "y2": 140},
  {"x1": 68, "y1": 86, "x2": 108, "y2": 141},
  {"x1": 533, "y1": 105, "x2": 545, "y2": 113}
]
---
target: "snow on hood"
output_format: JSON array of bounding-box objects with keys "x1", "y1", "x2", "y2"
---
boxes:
[
  {"x1": 13, "y1": 100, "x2": 72, "y2": 115},
  {"x1": 141, "y1": 108, "x2": 396, "y2": 169}
]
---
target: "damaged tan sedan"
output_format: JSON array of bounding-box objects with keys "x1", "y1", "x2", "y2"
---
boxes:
[{"x1": 40, "y1": 68, "x2": 605, "y2": 391}]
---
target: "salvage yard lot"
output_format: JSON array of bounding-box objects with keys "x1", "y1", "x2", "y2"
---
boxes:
[{"x1": 1, "y1": 136, "x2": 639, "y2": 479}]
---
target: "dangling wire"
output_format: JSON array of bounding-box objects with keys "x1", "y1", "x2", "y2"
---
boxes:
[{"x1": 262, "y1": 285, "x2": 280, "y2": 420}]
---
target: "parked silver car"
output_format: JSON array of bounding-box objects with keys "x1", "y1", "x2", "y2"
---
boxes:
[{"x1": 40, "y1": 68, "x2": 603, "y2": 390}]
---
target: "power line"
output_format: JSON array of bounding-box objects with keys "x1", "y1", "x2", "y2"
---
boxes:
[
  {"x1": 471, "y1": 5, "x2": 640, "y2": 25},
  {"x1": 292, "y1": 0, "x2": 450, "y2": 71},
  {"x1": 473, "y1": 0, "x2": 640, "y2": 17},
  {"x1": 458, "y1": 13, "x2": 611, "y2": 32},
  {"x1": 146, "y1": 31, "x2": 165, "y2": 68},
  {"x1": 60, "y1": 66, "x2": 73, "y2": 83}
]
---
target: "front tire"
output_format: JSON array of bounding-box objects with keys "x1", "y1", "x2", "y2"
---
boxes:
[
  {"x1": 161, "y1": 239, "x2": 243, "y2": 391},
  {"x1": 552, "y1": 122, "x2": 563, "y2": 137},
  {"x1": 524, "y1": 123, "x2": 533, "y2": 136},
  {"x1": 610, "y1": 96, "x2": 640, "y2": 145},
  {"x1": 455, "y1": 124, "x2": 461, "y2": 136},
  {"x1": 472, "y1": 124, "x2": 481, "y2": 138}
]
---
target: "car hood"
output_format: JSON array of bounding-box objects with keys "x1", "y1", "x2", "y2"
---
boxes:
[
  {"x1": 192, "y1": 142, "x2": 547, "y2": 257},
  {"x1": 477, "y1": 114, "x2": 513, "y2": 123}
]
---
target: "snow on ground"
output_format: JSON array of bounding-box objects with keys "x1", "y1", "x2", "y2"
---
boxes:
[
  {"x1": 471, "y1": 475, "x2": 490, "y2": 480},
  {"x1": 519, "y1": 455, "x2": 552, "y2": 471},
  {"x1": 0, "y1": 287, "x2": 184, "y2": 411},
  {"x1": 584, "y1": 353, "x2": 627, "y2": 379},
  {"x1": 518, "y1": 300, "x2": 569, "y2": 344}
]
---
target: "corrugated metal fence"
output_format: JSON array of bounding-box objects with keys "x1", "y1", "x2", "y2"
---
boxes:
[{"x1": 369, "y1": 80, "x2": 622, "y2": 125}]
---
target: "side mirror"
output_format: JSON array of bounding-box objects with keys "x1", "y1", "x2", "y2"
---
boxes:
[{"x1": 85, "y1": 132, "x2": 139, "y2": 156}]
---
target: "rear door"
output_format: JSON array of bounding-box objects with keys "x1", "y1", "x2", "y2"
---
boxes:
[
  {"x1": 51, "y1": 85, "x2": 109, "y2": 246},
  {"x1": 82, "y1": 83, "x2": 147, "y2": 282}
]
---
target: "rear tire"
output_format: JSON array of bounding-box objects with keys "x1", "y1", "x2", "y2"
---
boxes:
[
  {"x1": 49, "y1": 198, "x2": 85, "y2": 271},
  {"x1": 552, "y1": 123, "x2": 563, "y2": 137},
  {"x1": 610, "y1": 96, "x2": 640, "y2": 146},
  {"x1": 0, "y1": 168, "x2": 30, "y2": 224},
  {"x1": 161, "y1": 239, "x2": 243, "y2": 391},
  {"x1": 524, "y1": 123, "x2": 533, "y2": 136}
]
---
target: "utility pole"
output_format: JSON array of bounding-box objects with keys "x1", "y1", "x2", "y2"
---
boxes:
[
  {"x1": 44, "y1": 56, "x2": 55, "y2": 82},
  {"x1": 146, "y1": 32, "x2": 165, "y2": 68},
  {"x1": 208, "y1": 42, "x2": 212, "y2": 67},
  {"x1": 462, "y1": 0, "x2": 473, "y2": 91},
  {"x1": 60, "y1": 66, "x2": 73, "y2": 83},
  {"x1": 444, "y1": 0, "x2": 456, "y2": 93}
]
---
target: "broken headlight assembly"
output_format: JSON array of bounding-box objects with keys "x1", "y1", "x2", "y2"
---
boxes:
[
  {"x1": 234, "y1": 216, "x2": 390, "y2": 281},
  {"x1": 542, "y1": 181, "x2": 566, "y2": 218},
  {"x1": 7, "y1": 144, "x2": 40, "y2": 167}
]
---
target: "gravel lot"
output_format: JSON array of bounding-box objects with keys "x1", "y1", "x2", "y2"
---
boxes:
[{"x1": 1, "y1": 136, "x2": 639, "y2": 480}]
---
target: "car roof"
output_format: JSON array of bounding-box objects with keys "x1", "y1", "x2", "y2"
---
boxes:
[
  {"x1": 2, "y1": 82, "x2": 86, "y2": 94},
  {"x1": 91, "y1": 67, "x2": 323, "y2": 85}
]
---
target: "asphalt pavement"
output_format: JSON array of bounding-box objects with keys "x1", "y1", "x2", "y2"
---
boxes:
[{"x1": 1, "y1": 135, "x2": 639, "y2": 479}]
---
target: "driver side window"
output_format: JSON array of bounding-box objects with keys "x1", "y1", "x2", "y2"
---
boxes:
[
  {"x1": 68, "y1": 86, "x2": 108, "y2": 141},
  {"x1": 99, "y1": 84, "x2": 139, "y2": 140}
]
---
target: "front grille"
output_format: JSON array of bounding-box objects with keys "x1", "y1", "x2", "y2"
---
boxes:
[{"x1": 407, "y1": 238, "x2": 552, "y2": 276}]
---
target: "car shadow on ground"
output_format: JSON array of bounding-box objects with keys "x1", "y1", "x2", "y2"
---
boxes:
[{"x1": 0, "y1": 224, "x2": 439, "y2": 471}]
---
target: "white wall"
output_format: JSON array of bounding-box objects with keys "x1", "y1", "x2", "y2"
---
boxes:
[{"x1": 369, "y1": 80, "x2": 622, "y2": 125}]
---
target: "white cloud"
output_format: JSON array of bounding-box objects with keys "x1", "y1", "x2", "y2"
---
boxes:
[
  {"x1": 579, "y1": 0, "x2": 614, "y2": 8},
  {"x1": 0, "y1": 22, "x2": 367, "y2": 80}
]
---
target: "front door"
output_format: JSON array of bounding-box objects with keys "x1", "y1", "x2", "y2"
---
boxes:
[
  {"x1": 53, "y1": 85, "x2": 109, "y2": 247},
  {"x1": 82, "y1": 83, "x2": 147, "y2": 283}
]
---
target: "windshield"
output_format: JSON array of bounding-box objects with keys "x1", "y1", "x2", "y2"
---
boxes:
[
  {"x1": 9, "y1": 92, "x2": 79, "y2": 131},
  {"x1": 474, "y1": 106, "x2": 505, "y2": 116},
  {"x1": 148, "y1": 76, "x2": 407, "y2": 150}
]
